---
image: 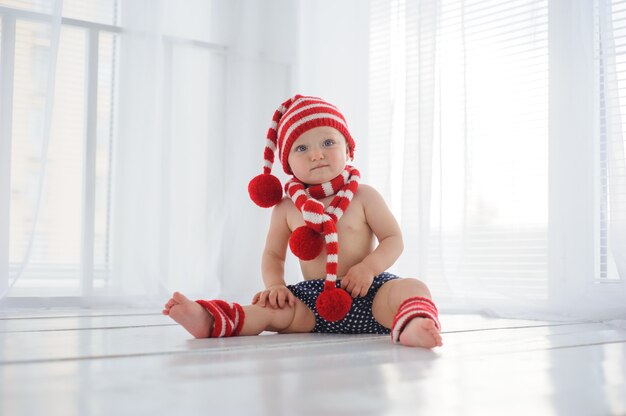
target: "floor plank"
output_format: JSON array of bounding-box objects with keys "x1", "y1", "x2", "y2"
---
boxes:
[{"x1": 0, "y1": 310, "x2": 624, "y2": 416}]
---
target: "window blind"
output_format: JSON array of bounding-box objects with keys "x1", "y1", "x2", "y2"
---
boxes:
[
  {"x1": 598, "y1": 0, "x2": 626, "y2": 281},
  {"x1": 369, "y1": 0, "x2": 550, "y2": 301}
]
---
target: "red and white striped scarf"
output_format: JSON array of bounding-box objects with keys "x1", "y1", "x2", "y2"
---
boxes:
[{"x1": 285, "y1": 165, "x2": 360, "y2": 284}]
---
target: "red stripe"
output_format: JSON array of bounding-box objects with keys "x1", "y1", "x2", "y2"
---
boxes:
[
  {"x1": 213, "y1": 301, "x2": 230, "y2": 336},
  {"x1": 394, "y1": 306, "x2": 436, "y2": 326},
  {"x1": 326, "y1": 241, "x2": 339, "y2": 254},
  {"x1": 330, "y1": 174, "x2": 344, "y2": 191},
  {"x1": 394, "y1": 303, "x2": 437, "y2": 321},
  {"x1": 398, "y1": 296, "x2": 438, "y2": 313},
  {"x1": 272, "y1": 111, "x2": 281, "y2": 124},
  {"x1": 207, "y1": 304, "x2": 223, "y2": 337},
  {"x1": 279, "y1": 105, "x2": 344, "y2": 140},
  {"x1": 233, "y1": 304, "x2": 245, "y2": 336},
  {"x1": 394, "y1": 305, "x2": 438, "y2": 325},
  {"x1": 278, "y1": 106, "x2": 345, "y2": 160},
  {"x1": 392, "y1": 296, "x2": 441, "y2": 334},
  {"x1": 294, "y1": 194, "x2": 307, "y2": 208},
  {"x1": 196, "y1": 299, "x2": 247, "y2": 338}
]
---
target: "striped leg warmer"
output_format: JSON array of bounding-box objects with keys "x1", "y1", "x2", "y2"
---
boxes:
[
  {"x1": 195, "y1": 300, "x2": 245, "y2": 338},
  {"x1": 391, "y1": 297, "x2": 441, "y2": 344}
]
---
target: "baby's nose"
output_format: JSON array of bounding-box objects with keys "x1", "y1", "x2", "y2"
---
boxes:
[{"x1": 311, "y1": 149, "x2": 325, "y2": 160}]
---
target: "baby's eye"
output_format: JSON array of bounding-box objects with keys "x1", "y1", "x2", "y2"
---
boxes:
[
  {"x1": 295, "y1": 144, "x2": 307, "y2": 152},
  {"x1": 323, "y1": 139, "x2": 335, "y2": 147}
]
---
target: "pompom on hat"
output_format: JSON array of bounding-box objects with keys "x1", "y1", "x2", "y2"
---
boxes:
[
  {"x1": 248, "y1": 95, "x2": 355, "y2": 208},
  {"x1": 248, "y1": 94, "x2": 358, "y2": 322}
]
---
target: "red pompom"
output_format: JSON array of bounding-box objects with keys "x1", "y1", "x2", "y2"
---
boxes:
[
  {"x1": 248, "y1": 174, "x2": 282, "y2": 208},
  {"x1": 289, "y1": 226, "x2": 324, "y2": 260},
  {"x1": 316, "y1": 281, "x2": 352, "y2": 322}
]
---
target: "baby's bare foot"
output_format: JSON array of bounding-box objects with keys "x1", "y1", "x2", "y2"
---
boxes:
[
  {"x1": 162, "y1": 292, "x2": 214, "y2": 338},
  {"x1": 398, "y1": 317, "x2": 443, "y2": 349}
]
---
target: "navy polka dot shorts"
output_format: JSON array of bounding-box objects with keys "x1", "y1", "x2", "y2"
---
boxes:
[{"x1": 287, "y1": 272, "x2": 400, "y2": 334}]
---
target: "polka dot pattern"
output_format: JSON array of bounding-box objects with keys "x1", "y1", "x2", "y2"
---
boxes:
[{"x1": 287, "y1": 272, "x2": 399, "y2": 334}]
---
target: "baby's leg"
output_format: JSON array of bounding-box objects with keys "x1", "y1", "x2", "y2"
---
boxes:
[
  {"x1": 372, "y1": 278, "x2": 443, "y2": 348},
  {"x1": 163, "y1": 292, "x2": 315, "y2": 338}
]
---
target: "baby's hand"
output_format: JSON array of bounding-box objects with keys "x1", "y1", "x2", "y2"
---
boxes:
[
  {"x1": 340, "y1": 263, "x2": 375, "y2": 298},
  {"x1": 252, "y1": 284, "x2": 296, "y2": 309}
]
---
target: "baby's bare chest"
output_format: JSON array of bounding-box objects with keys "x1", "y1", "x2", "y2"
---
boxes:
[
  {"x1": 287, "y1": 197, "x2": 374, "y2": 278},
  {"x1": 286, "y1": 198, "x2": 368, "y2": 236}
]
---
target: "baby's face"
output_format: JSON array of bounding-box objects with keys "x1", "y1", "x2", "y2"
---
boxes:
[{"x1": 287, "y1": 126, "x2": 349, "y2": 185}]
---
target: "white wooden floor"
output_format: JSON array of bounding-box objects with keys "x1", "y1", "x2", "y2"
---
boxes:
[{"x1": 1, "y1": 309, "x2": 625, "y2": 416}]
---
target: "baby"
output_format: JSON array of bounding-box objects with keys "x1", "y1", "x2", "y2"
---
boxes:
[{"x1": 163, "y1": 95, "x2": 442, "y2": 348}]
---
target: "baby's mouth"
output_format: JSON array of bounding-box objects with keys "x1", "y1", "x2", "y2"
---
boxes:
[{"x1": 310, "y1": 164, "x2": 329, "y2": 171}]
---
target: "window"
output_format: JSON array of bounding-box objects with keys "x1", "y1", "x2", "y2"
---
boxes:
[
  {"x1": 1, "y1": 1, "x2": 234, "y2": 300},
  {"x1": 369, "y1": 0, "x2": 551, "y2": 301},
  {"x1": 1, "y1": 1, "x2": 119, "y2": 296},
  {"x1": 368, "y1": 0, "x2": 625, "y2": 311}
]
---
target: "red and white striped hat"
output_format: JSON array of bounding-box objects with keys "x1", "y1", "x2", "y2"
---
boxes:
[{"x1": 248, "y1": 94, "x2": 356, "y2": 207}]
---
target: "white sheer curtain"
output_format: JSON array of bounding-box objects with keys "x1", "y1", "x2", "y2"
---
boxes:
[
  {"x1": 0, "y1": 0, "x2": 63, "y2": 300},
  {"x1": 111, "y1": 0, "x2": 227, "y2": 302},
  {"x1": 0, "y1": 0, "x2": 298, "y2": 306},
  {"x1": 369, "y1": 0, "x2": 626, "y2": 320}
]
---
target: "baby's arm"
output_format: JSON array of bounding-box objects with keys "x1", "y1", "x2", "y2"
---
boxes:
[
  {"x1": 341, "y1": 184, "x2": 404, "y2": 297},
  {"x1": 251, "y1": 199, "x2": 296, "y2": 308}
]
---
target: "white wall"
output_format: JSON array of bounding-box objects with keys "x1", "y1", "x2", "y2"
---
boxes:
[{"x1": 294, "y1": 0, "x2": 370, "y2": 170}]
